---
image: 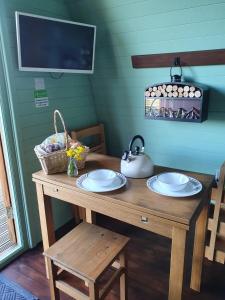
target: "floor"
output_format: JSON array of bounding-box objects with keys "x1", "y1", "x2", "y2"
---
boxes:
[
  {"x1": 0, "y1": 187, "x2": 14, "y2": 255},
  {"x1": 1, "y1": 215, "x2": 225, "y2": 300}
]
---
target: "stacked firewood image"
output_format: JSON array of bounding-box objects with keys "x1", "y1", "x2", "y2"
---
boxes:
[
  {"x1": 145, "y1": 84, "x2": 202, "y2": 99},
  {"x1": 145, "y1": 83, "x2": 205, "y2": 122}
]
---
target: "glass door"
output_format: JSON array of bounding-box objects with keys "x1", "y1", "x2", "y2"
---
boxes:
[{"x1": 0, "y1": 134, "x2": 17, "y2": 255}]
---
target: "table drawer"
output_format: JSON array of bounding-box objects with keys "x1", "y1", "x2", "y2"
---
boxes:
[
  {"x1": 43, "y1": 183, "x2": 173, "y2": 238},
  {"x1": 114, "y1": 208, "x2": 172, "y2": 238}
]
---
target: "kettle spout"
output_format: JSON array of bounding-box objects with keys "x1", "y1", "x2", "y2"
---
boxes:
[{"x1": 122, "y1": 150, "x2": 130, "y2": 161}]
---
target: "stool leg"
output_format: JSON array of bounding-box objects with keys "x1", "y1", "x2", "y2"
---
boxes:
[
  {"x1": 46, "y1": 257, "x2": 60, "y2": 300},
  {"x1": 89, "y1": 281, "x2": 99, "y2": 300},
  {"x1": 119, "y1": 252, "x2": 127, "y2": 300}
]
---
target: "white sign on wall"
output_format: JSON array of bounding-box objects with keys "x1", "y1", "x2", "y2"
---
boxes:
[{"x1": 34, "y1": 78, "x2": 49, "y2": 108}]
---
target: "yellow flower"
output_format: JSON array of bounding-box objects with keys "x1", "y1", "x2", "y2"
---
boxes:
[
  {"x1": 66, "y1": 144, "x2": 88, "y2": 161},
  {"x1": 66, "y1": 148, "x2": 74, "y2": 157}
]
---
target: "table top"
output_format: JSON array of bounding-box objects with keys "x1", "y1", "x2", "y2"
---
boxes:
[{"x1": 33, "y1": 153, "x2": 214, "y2": 226}]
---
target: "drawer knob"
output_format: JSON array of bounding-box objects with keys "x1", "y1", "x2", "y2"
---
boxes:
[
  {"x1": 141, "y1": 216, "x2": 149, "y2": 224},
  {"x1": 54, "y1": 188, "x2": 59, "y2": 192}
]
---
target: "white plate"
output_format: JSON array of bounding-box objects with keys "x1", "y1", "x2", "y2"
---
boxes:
[
  {"x1": 147, "y1": 175, "x2": 202, "y2": 197},
  {"x1": 76, "y1": 172, "x2": 127, "y2": 192}
]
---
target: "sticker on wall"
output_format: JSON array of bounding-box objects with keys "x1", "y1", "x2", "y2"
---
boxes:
[{"x1": 34, "y1": 78, "x2": 49, "y2": 108}]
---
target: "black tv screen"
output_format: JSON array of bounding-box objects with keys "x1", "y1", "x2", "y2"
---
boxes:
[{"x1": 15, "y1": 12, "x2": 96, "y2": 73}]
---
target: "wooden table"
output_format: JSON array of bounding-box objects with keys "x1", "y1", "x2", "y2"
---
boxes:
[{"x1": 32, "y1": 154, "x2": 214, "y2": 300}]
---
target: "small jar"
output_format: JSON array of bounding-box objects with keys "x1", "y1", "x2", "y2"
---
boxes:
[{"x1": 67, "y1": 157, "x2": 78, "y2": 177}]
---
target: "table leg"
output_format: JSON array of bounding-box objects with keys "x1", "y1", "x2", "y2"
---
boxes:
[
  {"x1": 190, "y1": 203, "x2": 209, "y2": 291},
  {"x1": 86, "y1": 208, "x2": 96, "y2": 224},
  {"x1": 169, "y1": 227, "x2": 187, "y2": 300},
  {"x1": 78, "y1": 207, "x2": 86, "y2": 221},
  {"x1": 73, "y1": 205, "x2": 81, "y2": 224},
  {"x1": 36, "y1": 183, "x2": 55, "y2": 277}
]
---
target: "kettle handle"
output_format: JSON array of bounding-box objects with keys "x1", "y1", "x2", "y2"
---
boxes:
[{"x1": 129, "y1": 135, "x2": 145, "y2": 153}]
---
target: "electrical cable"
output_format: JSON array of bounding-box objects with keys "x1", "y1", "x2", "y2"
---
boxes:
[{"x1": 49, "y1": 72, "x2": 64, "y2": 79}]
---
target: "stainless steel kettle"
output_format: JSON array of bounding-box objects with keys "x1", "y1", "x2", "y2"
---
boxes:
[{"x1": 120, "y1": 135, "x2": 154, "y2": 178}]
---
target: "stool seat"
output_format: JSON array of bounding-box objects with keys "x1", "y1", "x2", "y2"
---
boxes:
[
  {"x1": 45, "y1": 222, "x2": 129, "y2": 281},
  {"x1": 44, "y1": 222, "x2": 129, "y2": 282},
  {"x1": 44, "y1": 222, "x2": 129, "y2": 299}
]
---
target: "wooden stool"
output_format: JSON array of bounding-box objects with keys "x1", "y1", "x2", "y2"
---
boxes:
[{"x1": 44, "y1": 222, "x2": 130, "y2": 300}]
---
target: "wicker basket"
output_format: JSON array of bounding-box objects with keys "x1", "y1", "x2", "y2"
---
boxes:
[{"x1": 34, "y1": 110, "x2": 69, "y2": 175}]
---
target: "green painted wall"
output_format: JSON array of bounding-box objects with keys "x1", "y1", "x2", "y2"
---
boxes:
[
  {"x1": 68, "y1": 0, "x2": 225, "y2": 175},
  {"x1": 2, "y1": 0, "x2": 225, "y2": 248},
  {"x1": 0, "y1": 0, "x2": 97, "y2": 246}
]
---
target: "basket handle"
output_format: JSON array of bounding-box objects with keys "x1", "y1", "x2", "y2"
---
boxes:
[{"x1": 54, "y1": 110, "x2": 69, "y2": 149}]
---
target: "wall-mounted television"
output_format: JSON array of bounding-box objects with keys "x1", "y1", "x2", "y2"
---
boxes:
[{"x1": 15, "y1": 12, "x2": 96, "y2": 74}]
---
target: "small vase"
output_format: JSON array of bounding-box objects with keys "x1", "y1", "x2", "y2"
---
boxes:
[{"x1": 67, "y1": 157, "x2": 78, "y2": 177}]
